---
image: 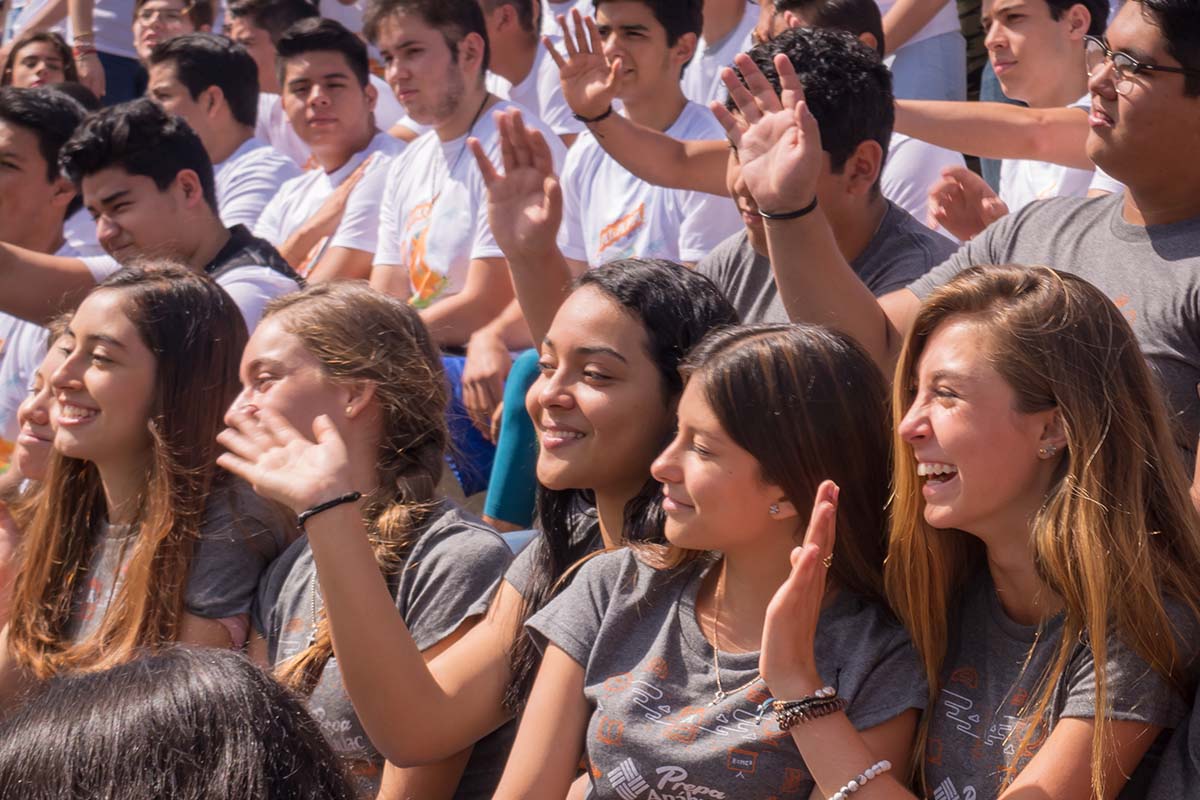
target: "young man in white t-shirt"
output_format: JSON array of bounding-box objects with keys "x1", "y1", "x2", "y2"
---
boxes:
[
  {"x1": 481, "y1": 0, "x2": 584, "y2": 144},
  {"x1": 893, "y1": 0, "x2": 1108, "y2": 239},
  {"x1": 0, "y1": 87, "x2": 87, "y2": 468},
  {"x1": 0, "y1": 99, "x2": 302, "y2": 333},
  {"x1": 368, "y1": 0, "x2": 566, "y2": 458},
  {"x1": 253, "y1": 19, "x2": 404, "y2": 281},
  {"x1": 680, "y1": 0, "x2": 758, "y2": 106},
  {"x1": 145, "y1": 33, "x2": 300, "y2": 230},
  {"x1": 552, "y1": 0, "x2": 741, "y2": 268}
]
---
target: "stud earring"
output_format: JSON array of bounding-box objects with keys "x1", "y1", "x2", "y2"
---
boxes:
[
  {"x1": 768, "y1": 503, "x2": 779, "y2": 515},
  {"x1": 345, "y1": 405, "x2": 354, "y2": 415},
  {"x1": 1039, "y1": 444, "x2": 1058, "y2": 458}
]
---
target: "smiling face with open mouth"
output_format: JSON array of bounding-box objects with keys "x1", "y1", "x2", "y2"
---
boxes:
[
  {"x1": 899, "y1": 316, "x2": 1062, "y2": 541},
  {"x1": 50, "y1": 289, "x2": 157, "y2": 470}
]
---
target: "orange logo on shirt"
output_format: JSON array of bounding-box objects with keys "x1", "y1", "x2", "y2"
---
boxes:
[
  {"x1": 403, "y1": 198, "x2": 448, "y2": 307},
  {"x1": 596, "y1": 716, "x2": 624, "y2": 746},
  {"x1": 598, "y1": 203, "x2": 645, "y2": 254}
]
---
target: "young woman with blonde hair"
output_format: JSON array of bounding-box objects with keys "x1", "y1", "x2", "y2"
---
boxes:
[{"x1": 761, "y1": 265, "x2": 1200, "y2": 800}]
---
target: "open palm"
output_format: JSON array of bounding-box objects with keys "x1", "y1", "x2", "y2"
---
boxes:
[{"x1": 545, "y1": 9, "x2": 620, "y2": 120}]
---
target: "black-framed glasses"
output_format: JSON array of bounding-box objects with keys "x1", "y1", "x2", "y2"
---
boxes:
[{"x1": 1084, "y1": 34, "x2": 1200, "y2": 96}]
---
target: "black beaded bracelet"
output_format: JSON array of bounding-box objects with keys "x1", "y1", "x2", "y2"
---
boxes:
[
  {"x1": 297, "y1": 491, "x2": 362, "y2": 531},
  {"x1": 573, "y1": 104, "x2": 615, "y2": 124},
  {"x1": 758, "y1": 196, "x2": 819, "y2": 221}
]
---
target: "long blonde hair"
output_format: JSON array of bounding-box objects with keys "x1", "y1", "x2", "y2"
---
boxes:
[
  {"x1": 263, "y1": 282, "x2": 450, "y2": 695},
  {"x1": 885, "y1": 265, "x2": 1200, "y2": 798}
]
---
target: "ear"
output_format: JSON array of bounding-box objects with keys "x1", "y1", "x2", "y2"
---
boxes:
[
  {"x1": 781, "y1": 10, "x2": 804, "y2": 29},
  {"x1": 768, "y1": 492, "x2": 800, "y2": 522},
  {"x1": 841, "y1": 139, "x2": 884, "y2": 197},
  {"x1": 364, "y1": 77, "x2": 378, "y2": 113},
  {"x1": 495, "y1": 3, "x2": 518, "y2": 33},
  {"x1": 174, "y1": 168, "x2": 208, "y2": 210},
  {"x1": 1036, "y1": 408, "x2": 1068, "y2": 456},
  {"x1": 339, "y1": 379, "x2": 377, "y2": 420},
  {"x1": 672, "y1": 32, "x2": 698, "y2": 68},
  {"x1": 858, "y1": 32, "x2": 881, "y2": 54},
  {"x1": 1065, "y1": 3, "x2": 1091, "y2": 39},
  {"x1": 458, "y1": 31, "x2": 488, "y2": 78},
  {"x1": 50, "y1": 175, "x2": 77, "y2": 213},
  {"x1": 200, "y1": 84, "x2": 223, "y2": 118}
]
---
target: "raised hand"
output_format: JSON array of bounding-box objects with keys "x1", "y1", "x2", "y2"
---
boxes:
[
  {"x1": 470, "y1": 108, "x2": 564, "y2": 264},
  {"x1": 74, "y1": 50, "x2": 106, "y2": 99},
  {"x1": 711, "y1": 52, "x2": 823, "y2": 217},
  {"x1": 216, "y1": 407, "x2": 357, "y2": 515},
  {"x1": 544, "y1": 9, "x2": 620, "y2": 120},
  {"x1": 927, "y1": 166, "x2": 1009, "y2": 241},
  {"x1": 760, "y1": 480, "x2": 839, "y2": 699}
]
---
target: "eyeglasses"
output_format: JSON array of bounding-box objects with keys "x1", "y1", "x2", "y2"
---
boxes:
[{"x1": 1084, "y1": 35, "x2": 1200, "y2": 96}]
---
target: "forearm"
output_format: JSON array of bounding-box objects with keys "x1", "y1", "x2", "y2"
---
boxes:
[
  {"x1": 276, "y1": 225, "x2": 327, "y2": 270},
  {"x1": 0, "y1": 244, "x2": 96, "y2": 324},
  {"x1": 67, "y1": 0, "x2": 93, "y2": 38},
  {"x1": 377, "y1": 748, "x2": 474, "y2": 800},
  {"x1": 472, "y1": 298, "x2": 533, "y2": 351},
  {"x1": 307, "y1": 247, "x2": 373, "y2": 283},
  {"x1": 504, "y1": 247, "x2": 574, "y2": 344},
  {"x1": 12, "y1": 0, "x2": 67, "y2": 34},
  {"x1": 305, "y1": 505, "x2": 479, "y2": 763},
  {"x1": 896, "y1": 101, "x2": 1093, "y2": 168},
  {"x1": 883, "y1": 0, "x2": 950, "y2": 54},
  {"x1": 764, "y1": 214, "x2": 900, "y2": 372},
  {"x1": 421, "y1": 292, "x2": 510, "y2": 349},
  {"x1": 587, "y1": 114, "x2": 729, "y2": 196}
]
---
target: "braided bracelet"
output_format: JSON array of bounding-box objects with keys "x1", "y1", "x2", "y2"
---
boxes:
[
  {"x1": 776, "y1": 696, "x2": 848, "y2": 730},
  {"x1": 828, "y1": 759, "x2": 891, "y2": 800}
]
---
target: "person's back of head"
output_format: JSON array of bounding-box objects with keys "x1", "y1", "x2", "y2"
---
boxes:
[
  {"x1": 227, "y1": 0, "x2": 319, "y2": 42},
  {"x1": 364, "y1": 0, "x2": 493, "y2": 76},
  {"x1": 47, "y1": 81, "x2": 101, "y2": 110},
  {"x1": 0, "y1": 647, "x2": 358, "y2": 800},
  {"x1": 275, "y1": 17, "x2": 371, "y2": 89},
  {"x1": 726, "y1": 26, "x2": 893, "y2": 189},
  {"x1": 147, "y1": 33, "x2": 260, "y2": 129},
  {"x1": 59, "y1": 97, "x2": 219, "y2": 214},
  {"x1": 774, "y1": 0, "x2": 887, "y2": 55},
  {"x1": 0, "y1": 86, "x2": 87, "y2": 220},
  {"x1": 480, "y1": 0, "x2": 539, "y2": 40}
]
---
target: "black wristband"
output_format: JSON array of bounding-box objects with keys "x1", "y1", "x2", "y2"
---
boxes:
[
  {"x1": 297, "y1": 491, "x2": 362, "y2": 531},
  {"x1": 758, "y1": 196, "x2": 819, "y2": 221},
  {"x1": 573, "y1": 104, "x2": 614, "y2": 124}
]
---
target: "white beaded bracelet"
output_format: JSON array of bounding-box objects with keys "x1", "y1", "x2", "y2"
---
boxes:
[{"x1": 828, "y1": 759, "x2": 891, "y2": 800}]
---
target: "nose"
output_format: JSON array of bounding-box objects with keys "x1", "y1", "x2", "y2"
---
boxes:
[
  {"x1": 307, "y1": 83, "x2": 332, "y2": 107},
  {"x1": 1087, "y1": 55, "x2": 1118, "y2": 97},
  {"x1": 18, "y1": 386, "x2": 52, "y2": 427},
  {"x1": 896, "y1": 396, "x2": 929, "y2": 445},
  {"x1": 50, "y1": 349, "x2": 84, "y2": 393},
  {"x1": 95, "y1": 215, "x2": 122, "y2": 250},
  {"x1": 531, "y1": 367, "x2": 574, "y2": 412},
  {"x1": 225, "y1": 387, "x2": 258, "y2": 426},
  {"x1": 983, "y1": 20, "x2": 1004, "y2": 51},
  {"x1": 649, "y1": 434, "x2": 683, "y2": 486}
]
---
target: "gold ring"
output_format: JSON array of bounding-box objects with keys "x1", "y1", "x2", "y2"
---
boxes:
[{"x1": 822, "y1": 554, "x2": 833, "y2": 569}]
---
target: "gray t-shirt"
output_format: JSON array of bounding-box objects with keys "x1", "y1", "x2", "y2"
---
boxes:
[
  {"x1": 926, "y1": 569, "x2": 1198, "y2": 800},
  {"x1": 527, "y1": 548, "x2": 926, "y2": 799},
  {"x1": 503, "y1": 507, "x2": 601, "y2": 599},
  {"x1": 69, "y1": 477, "x2": 291, "y2": 641},
  {"x1": 909, "y1": 194, "x2": 1200, "y2": 459},
  {"x1": 1145, "y1": 684, "x2": 1200, "y2": 799},
  {"x1": 697, "y1": 201, "x2": 956, "y2": 324},
  {"x1": 252, "y1": 499, "x2": 514, "y2": 799}
]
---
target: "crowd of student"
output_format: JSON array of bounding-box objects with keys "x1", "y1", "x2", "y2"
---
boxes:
[{"x1": 0, "y1": 0, "x2": 1198, "y2": 797}]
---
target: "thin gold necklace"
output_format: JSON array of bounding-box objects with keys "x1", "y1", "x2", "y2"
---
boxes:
[{"x1": 709, "y1": 562, "x2": 762, "y2": 705}]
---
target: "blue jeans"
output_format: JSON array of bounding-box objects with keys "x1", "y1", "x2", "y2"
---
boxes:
[
  {"x1": 441, "y1": 354, "x2": 497, "y2": 497},
  {"x1": 97, "y1": 51, "x2": 142, "y2": 106},
  {"x1": 888, "y1": 30, "x2": 968, "y2": 101}
]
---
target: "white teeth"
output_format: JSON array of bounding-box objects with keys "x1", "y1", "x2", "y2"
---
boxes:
[
  {"x1": 59, "y1": 403, "x2": 98, "y2": 421},
  {"x1": 544, "y1": 429, "x2": 584, "y2": 440},
  {"x1": 917, "y1": 462, "x2": 958, "y2": 477}
]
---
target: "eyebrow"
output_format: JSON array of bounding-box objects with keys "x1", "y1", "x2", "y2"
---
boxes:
[
  {"x1": 246, "y1": 356, "x2": 287, "y2": 374},
  {"x1": 64, "y1": 328, "x2": 127, "y2": 350},
  {"x1": 1104, "y1": 38, "x2": 1157, "y2": 64},
  {"x1": 97, "y1": 189, "x2": 132, "y2": 207},
  {"x1": 539, "y1": 338, "x2": 629, "y2": 364},
  {"x1": 927, "y1": 368, "x2": 972, "y2": 384}
]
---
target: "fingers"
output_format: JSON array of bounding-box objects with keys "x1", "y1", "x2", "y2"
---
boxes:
[
  {"x1": 559, "y1": 14, "x2": 578, "y2": 57},
  {"x1": 606, "y1": 55, "x2": 622, "y2": 91},
  {"x1": 216, "y1": 424, "x2": 263, "y2": 463},
  {"x1": 585, "y1": 13, "x2": 605, "y2": 57},
  {"x1": 312, "y1": 414, "x2": 339, "y2": 444},
  {"x1": 776, "y1": 53, "x2": 806, "y2": 110},
  {"x1": 801, "y1": 480, "x2": 839, "y2": 561},
  {"x1": 739, "y1": 52, "x2": 784, "y2": 114},
  {"x1": 543, "y1": 34, "x2": 567, "y2": 70},
  {"x1": 254, "y1": 406, "x2": 306, "y2": 445},
  {"x1": 497, "y1": 112, "x2": 520, "y2": 175},
  {"x1": 543, "y1": 175, "x2": 564, "y2": 223},
  {"x1": 709, "y1": 99, "x2": 744, "y2": 148},
  {"x1": 215, "y1": 450, "x2": 258, "y2": 484},
  {"x1": 572, "y1": 8, "x2": 590, "y2": 56},
  {"x1": 721, "y1": 64, "x2": 763, "y2": 125},
  {"x1": 470, "y1": 137, "x2": 501, "y2": 187},
  {"x1": 527, "y1": 124, "x2": 556, "y2": 177}
]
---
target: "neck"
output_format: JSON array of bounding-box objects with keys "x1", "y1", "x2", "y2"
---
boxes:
[
  {"x1": 209, "y1": 124, "x2": 255, "y2": 166},
  {"x1": 704, "y1": 532, "x2": 800, "y2": 651},
  {"x1": 344, "y1": 425, "x2": 384, "y2": 500},
  {"x1": 182, "y1": 216, "x2": 233, "y2": 272},
  {"x1": 436, "y1": 83, "x2": 496, "y2": 141},
  {"x1": 829, "y1": 194, "x2": 888, "y2": 263},
  {"x1": 97, "y1": 451, "x2": 152, "y2": 525},
  {"x1": 623, "y1": 85, "x2": 687, "y2": 132},
  {"x1": 594, "y1": 487, "x2": 636, "y2": 549},
  {"x1": 984, "y1": 541, "x2": 1063, "y2": 625},
  {"x1": 493, "y1": 34, "x2": 539, "y2": 85},
  {"x1": 312, "y1": 125, "x2": 377, "y2": 173},
  {"x1": 702, "y1": 0, "x2": 745, "y2": 44},
  {"x1": 1122, "y1": 182, "x2": 1200, "y2": 227}
]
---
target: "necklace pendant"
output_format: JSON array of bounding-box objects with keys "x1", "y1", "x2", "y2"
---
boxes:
[
  {"x1": 306, "y1": 633, "x2": 317, "y2": 648},
  {"x1": 711, "y1": 690, "x2": 726, "y2": 706}
]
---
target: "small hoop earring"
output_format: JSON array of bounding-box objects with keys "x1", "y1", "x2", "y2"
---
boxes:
[{"x1": 768, "y1": 503, "x2": 779, "y2": 516}]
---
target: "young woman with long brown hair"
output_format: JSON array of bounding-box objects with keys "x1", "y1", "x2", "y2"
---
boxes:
[
  {"x1": 219, "y1": 282, "x2": 516, "y2": 799},
  {"x1": 760, "y1": 265, "x2": 1200, "y2": 800},
  {"x1": 0, "y1": 265, "x2": 291, "y2": 704}
]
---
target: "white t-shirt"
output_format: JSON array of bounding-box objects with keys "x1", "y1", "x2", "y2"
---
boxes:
[
  {"x1": 215, "y1": 136, "x2": 303, "y2": 230},
  {"x1": 256, "y1": 75, "x2": 406, "y2": 168},
  {"x1": 374, "y1": 99, "x2": 567, "y2": 307},
  {"x1": 63, "y1": 208, "x2": 105, "y2": 258},
  {"x1": 883, "y1": 132, "x2": 966, "y2": 228},
  {"x1": 1089, "y1": 166, "x2": 1124, "y2": 196},
  {"x1": 998, "y1": 97, "x2": 1095, "y2": 212},
  {"x1": 254, "y1": 131, "x2": 405, "y2": 273},
  {"x1": 875, "y1": 0, "x2": 960, "y2": 50},
  {"x1": 67, "y1": 0, "x2": 135, "y2": 59},
  {"x1": 486, "y1": 45, "x2": 583, "y2": 138},
  {"x1": 559, "y1": 102, "x2": 741, "y2": 266},
  {"x1": 0, "y1": 241, "x2": 79, "y2": 459},
  {"x1": 680, "y1": 1, "x2": 758, "y2": 107},
  {"x1": 541, "y1": 0, "x2": 592, "y2": 36},
  {"x1": 82, "y1": 252, "x2": 298, "y2": 332}
]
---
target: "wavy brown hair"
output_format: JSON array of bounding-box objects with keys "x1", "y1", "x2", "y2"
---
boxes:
[
  {"x1": 7, "y1": 265, "x2": 247, "y2": 679},
  {"x1": 263, "y1": 282, "x2": 450, "y2": 695},
  {"x1": 885, "y1": 265, "x2": 1200, "y2": 798},
  {"x1": 637, "y1": 323, "x2": 893, "y2": 611},
  {"x1": 1, "y1": 32, "x2": 78, "y2": 86}
]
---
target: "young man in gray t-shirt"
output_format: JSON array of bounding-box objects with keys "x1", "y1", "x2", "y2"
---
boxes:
[{"x1": 699, "y1": 27, "x2": 955, "y2": 325}]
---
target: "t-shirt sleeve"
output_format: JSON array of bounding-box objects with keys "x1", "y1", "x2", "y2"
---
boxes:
[
  {"x1": 397, "y1": 511, "x2": 514, "y2": 652},
  {"x1": 906, "y1": 232, "x2": 989, "y2": 300},
  {"x1": 374, "y1": 155, "x2": 408, "y2": 268},
  {"x1": 677, "y1": 189, "x2": 743, "y2": 264},
  {"x1": 844, "y1": 625, "x2": 929, "y2": 731},
  {"x1": 329, "y1": 154, "x2": 393, "y2": 254},
  {"x1": 214, "y1": 268, "x2": 300, "y2": 332},
  {"x1": 524, "y1": 549, "x2": 626, "y2": 667},
  {"x1": 503, "y1": 531, "x2": 547, "y2": 598},
  {"x1": 222, "y1": 158, "x2": 301, "y2": 232},
  {"x1": 557, "y1": 143, "x2": 589, "y2": 263},
  {"x1": 882, "y1": 136, "x2": 966, "y2": 224},
  {"x1": 82, "y1": 254, "x2": 121, "y2": 282},
  {"x1": 187, "y1": 481, "x2": 294, "y2": 621}
]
